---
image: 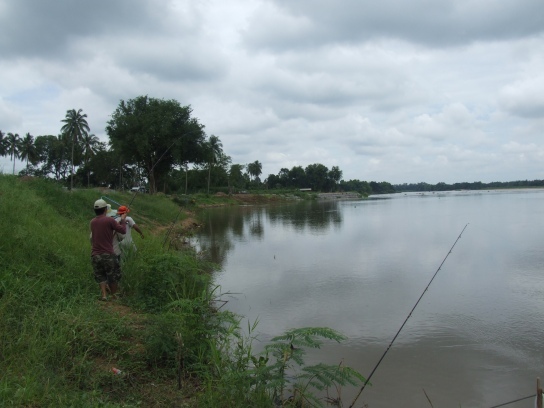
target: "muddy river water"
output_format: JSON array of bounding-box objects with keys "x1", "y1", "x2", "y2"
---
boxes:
[{"x1": 192, "y1": 189, "x2": 544, "y2": 407}]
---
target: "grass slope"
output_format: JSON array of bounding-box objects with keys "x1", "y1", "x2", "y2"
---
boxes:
[
  {"x1": 0, "y1": 175, "x2": 213, "y2": 407},
  {"x1": 0, "y1": 176, "x2": 363, "y2": 408}
]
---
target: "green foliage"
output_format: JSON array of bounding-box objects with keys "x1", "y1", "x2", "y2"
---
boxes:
[
  {"x1": 0, "y1": 175, "x2": 210, "y2": 406},
  {"x1": 260, "y1": 327, "x2": 367, "y2": 407},
  {"x1": 124, "y1": 251, "x2": 212, "y2": 313},
  {"x1": 0, "y1": 174, "x2": 364, "y2": 407},
  {"x1": 394, "y1": 179, "x2": 544, "y2": 192},
  {"x1": 107, "y1": 95, "x2": 206, "y2": 193},
  {"x1": 197, "y1": 324, "x2": 366, "y2": 408}
]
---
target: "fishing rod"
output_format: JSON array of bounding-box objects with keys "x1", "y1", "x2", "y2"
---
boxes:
[
  {"x1": 100, "y1": 143, "x2": 181, "y2": 225},
  {"x1": 348, "y1": 223, "x2": 469, "y2": 408},
  {"x1": 162, "y1": 206, "x2": 184, "y2": 248},
  {"x1": 101, "y1": 195, "x2": 123, "y2": 207}
]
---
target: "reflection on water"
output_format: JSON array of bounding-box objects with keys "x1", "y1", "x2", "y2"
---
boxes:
[
  {"x1": 194, "y1": 200, "x2": 345, "y2": 264},
  {"x1": 192, "y1": 190, "x2": 544, "y2": 407}
]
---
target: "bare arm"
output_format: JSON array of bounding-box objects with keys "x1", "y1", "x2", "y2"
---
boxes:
[
  {"x1": 113, "y1": 213, "x2": 128, "y2": 234},
  {"x1": 133, "y1": 224, "x2": 144, "y2": 238}
]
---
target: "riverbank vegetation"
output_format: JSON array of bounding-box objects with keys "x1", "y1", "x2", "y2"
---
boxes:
[
  {"x1": 1, "y1": 95, "x2": 392, "y2": 197},
  {"x1": 394, "y1": 179, "x2": 544, "y2": 192},
  {"x1": 0, "y1": 174, "x2": 365, "y2": 407}
]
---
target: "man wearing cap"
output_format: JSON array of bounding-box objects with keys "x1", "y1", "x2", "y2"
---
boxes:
[
  {"x1": 116, "y1": 205, "x2": 144, "y2": 261},
  {"x1": 90, "y1": 199, "x2": 128, "y2": 301}
]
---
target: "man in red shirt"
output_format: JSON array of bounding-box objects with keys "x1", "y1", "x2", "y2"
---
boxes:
[{"x1": 90, "y1": 199, "x2": 127, "y2": 301}]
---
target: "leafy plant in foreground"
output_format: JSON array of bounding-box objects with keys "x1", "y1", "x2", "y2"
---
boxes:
[
  {"x1": 260, "y1": 327, "x2": 367, "y2": 407},
  {"x1": 198, "y1": 323, "x2": 366, "y2": 407}
]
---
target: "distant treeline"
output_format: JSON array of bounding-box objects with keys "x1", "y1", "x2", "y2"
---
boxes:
[
  {"x1": 394, "y1": 179, "x2": 544, "y2": 192},
  {"x1": 265, "y1": 164, "x2": 396, "y2": 195}
]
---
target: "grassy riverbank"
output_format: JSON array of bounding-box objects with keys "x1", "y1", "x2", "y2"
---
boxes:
[{"x1": 0, "y1": 175, "x2": 364, "y2": 407}]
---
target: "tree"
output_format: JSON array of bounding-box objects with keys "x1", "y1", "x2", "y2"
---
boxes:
[
  {"x1": 34, "y1": 135, "x2": 71, "y2": 180},
  {"x1": 305, "y1": 163, "x2": 329, "y2": 191},
  {"x1": 20, "y1": 133, "x2": 38, "y2": 171},
  {"x1": 246, "y1": 160, "x2": 262, "y2": 182},
  {"x1": 328, "y1": 166, "x2": 342, "y2": 191},
  {"x1": 173, "y1": 118, "x2": 206, "y2": 194},
  {"x1": 107, "y1": 96, "x2": 205, "y2": 194},
  {"x1": 0, "y1": 130, "x2": 7, "y2": 157},
  {"x1": 61, "y1": 108, "x2": 90, "y2": 190},
  {"x1": 86, "y1": 144, "x2": 129, "y2": 189},
  {"x1": 265, "y1": 173, "x2": 280, "y2": 189},
  {"x1": 206, "y1": 134, "x2": 223, "y2": 194},
  {"x1": 81, "y1": 133, "x2": 100, "y2": 186},
  {"x1": 229, "y1": 164, "x2": 247, "y2": 192},
  {"x1": 6, "y1": 133, "x2": 22, "y2": 175},
  {"x1": 278, "y1": 168, "x2": 289, "y2": 187},
  {"x1": 289, "y1": 166, "x2": 306, "y2": 188}
]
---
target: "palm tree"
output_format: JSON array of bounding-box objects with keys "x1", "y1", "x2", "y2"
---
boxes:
[
  {"x1": 206, "y1": 135, "x2": 223, "y2": 194},
  {"x1": 20, "y1": 133, "x2": 38, "y2": 172},
  {"x1": 61, "y1": 108, "x2": 90, "y2": 190},
  {"x1": 247, "y1": 160, "x2": 263, "y2": 182},
  {"x1": 81, "y1": 133, "x2": 100, "y2": 186},
  {"x1": 0, "y1": 130, "x2": 7, "y2": 157},
  {"x1": 6, "y1": 133, "x2": 22, "y2": 175}
]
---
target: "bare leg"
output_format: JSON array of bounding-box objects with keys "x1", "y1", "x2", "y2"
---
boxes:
[
  {"x1": 109, "y1": 282, "x2": 119, "y2": 297},
  {"x1": 99, "y1": 281, "x2": 108, "y2": 300}
]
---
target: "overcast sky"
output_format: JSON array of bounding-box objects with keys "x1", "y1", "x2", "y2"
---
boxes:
[{"x1": 1, "y1": 0, "x2": 544, "y2": 184}]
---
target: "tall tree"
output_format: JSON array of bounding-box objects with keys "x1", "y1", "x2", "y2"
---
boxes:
[
  {"x1": 6, "y1": 133, "x2": 21, "y2": 175},
  {"x1": 20, "y1": 133, "x2": 38, "y2": 171},
  {"x1": 289, "y1": 166, "x2": 306, "y2": 188},
  {"x1": 61, "y1": 108, "x2": 90, "y2": 190},
  {"x1": 0, "y1": 130, "x2": 7, "y2": 157},
  {"x1": 34, "y1": 135, "x2": 71, "y2": 181},
  {"x1": 305, "y1": 163, "x2": 329, "y2": 191},
  {"x1": 246, "y1": 160, "x2": 262, "y2": 182},
  {"x1": 278, "y1": 168, "x2": 289, "y2": 187},
  {"x1": 107, "y1": 96, "x2": 205, "y2": 194},
  {"x1": 206, "y1": 134, "x2": 223, "y2": 194},
  {"x1": 229, "y1": 164, "x2": 246, "y2": 193},
  {"x1": 81, "y1": 133, "x2": 100, "y2": 186},
  {"x1": 328, "y1": 166, "x2": 342, "y2": 191},
  {"x1": 173, "y1": 118, "x2": 206, "y2": 194}
]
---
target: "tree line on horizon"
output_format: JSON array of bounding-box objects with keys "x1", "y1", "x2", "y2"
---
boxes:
[
  {"x1": 394, "y1": 180, "x2": 544, "y2": 192},
  {"x1": 0, "y1": 95, "x2": 395, "y2": 195}
]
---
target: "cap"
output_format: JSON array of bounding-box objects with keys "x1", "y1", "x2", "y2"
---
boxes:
[
  {"x1": 94, "y1": 199, "x2": 107, "y2": 209},
  {"x1": 117, "y1": 205, "x2": 130, "y2": 214}
]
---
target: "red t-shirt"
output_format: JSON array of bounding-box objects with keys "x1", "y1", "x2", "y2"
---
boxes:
[{"x1": 90, "y1": 215, "x2": 127, "y2": 256}]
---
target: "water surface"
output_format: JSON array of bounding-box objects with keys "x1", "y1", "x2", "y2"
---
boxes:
[{"x1": 193, "y1": 190, "x2": 544, "y2": 407}]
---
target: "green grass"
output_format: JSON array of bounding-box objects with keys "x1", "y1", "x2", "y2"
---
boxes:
[
  {"x1": 0, "y1": 175, "x2": 212, "y2": 406},
  {"x1": 0, "y1": 175, "x2": 364, "y2": 407}
]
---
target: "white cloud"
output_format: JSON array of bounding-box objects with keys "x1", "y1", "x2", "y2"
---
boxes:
[
  {"x1": 1, "y1": 0, "x2": 544, "y2": 184},
  {"x1": 499, "y1": 76, "x2": 544, "y2": 119}
]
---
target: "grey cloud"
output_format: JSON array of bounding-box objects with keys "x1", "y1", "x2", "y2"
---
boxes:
[
  {"x1": 0, "y1": 98, "x2": 23, "y2": 130},
  {"x1": 253, "y1": 68, "x2": 423, "y2": 119},
  {"x1": 107, "y1": 37, "x2": 229, "y2": 83},
  {"x1": 498, "y1": 78, "x2": 544, "y2": 119},
  {"x1": 0, "y1": 0, "x2": 199, "y2": 58},
  {"x1": 244, "y1": 0, "x2": 544, "y2": 51}
]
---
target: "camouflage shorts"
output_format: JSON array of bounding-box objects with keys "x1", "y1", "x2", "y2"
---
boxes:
[{"x1": 91, "y1": 253, "x2": 122, "y2": 284}]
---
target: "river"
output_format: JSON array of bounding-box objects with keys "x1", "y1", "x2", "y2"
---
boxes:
[{"x1": 192, "y1": 189, "x2": 544, "y2": 407}]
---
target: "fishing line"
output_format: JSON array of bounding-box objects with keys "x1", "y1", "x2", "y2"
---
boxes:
[
  {"x1": 488, "y1": 394, "x2": 535, "y2": 408},
  {"x1": 349, "y1": 223, "x2": 469, "y2": 408},
  {"x1": 162, "y1": 206, "x2": 184, "y2": 248}
]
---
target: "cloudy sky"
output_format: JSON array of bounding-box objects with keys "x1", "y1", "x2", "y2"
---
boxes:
[{"x1": 1, "y1": 0, "x2": 544, "y2": 184}]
